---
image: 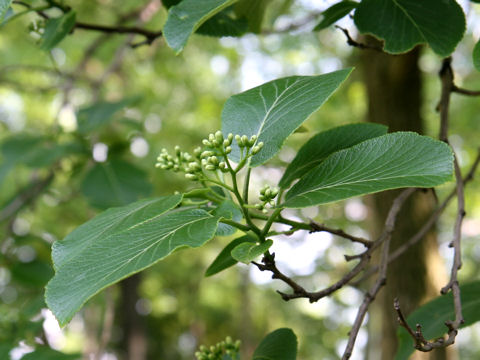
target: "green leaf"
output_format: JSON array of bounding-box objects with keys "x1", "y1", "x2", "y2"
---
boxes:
[
  {"x1": 212, "y1": 200, "x2": 243, "y2": 236},
  {"x1": 1, "y1": 6, "x2": 13, "y2": 26},
  {"x1": 196, "y1": 7, "x2": 248, "y2": 37},
  {"x1": 473, "y1": 40, "x2": 480, "y2": 72},
  {"x1": 353, "y1": 0, "x2": 465, "y2": 57},
  {"x1": 205, "y1": 235, "x2": 256, "y2": 276},
  {"x1": 222, "y1": 69, "x2": 353, "y2": 167},
  {"x1": 11, "y1": 261, "x2": 54, "y2": 287},
  {"x1": 284, "y1": 132, "x2": 453, "y2": 208},
  {"x1": 46, "y1": 194, "x2": 220, "y2": 325},
  {"x1": 279, "y1": 123, "x2": 387, "y2": 189},
  {"x1": 40, "y1": 11, "x2": 76, "y2": 51},
  {"x1": 164, "y1": 0, "x2": 238, "y2": 54},
  {"x1": 395, "y1": 281, "x2": 480, "y2": 360},
  {"x1": 231, "y1": 239, "x2": 273, "y2": 264},
  {"x1": 314, "y1": 1, "x2": 358, "y2": 31},
  {"x1": 253, "y1": 328, "x2": 298, "y2": 360},
  {"x1": 0, "y1": 0, "x2": 11, "y2": 22},
  {"x1": 81, "y1": 159, "x2": 153, "y2": 209},
  {"x1": 77, "y1": 98, "x2": 138, "y2": 134},
  {"x1": 21, "y1": 347, "x2": 81, "y2": 360},
  {"x1": 235, "y1": 0, "x2": 269, "y2": 33}
]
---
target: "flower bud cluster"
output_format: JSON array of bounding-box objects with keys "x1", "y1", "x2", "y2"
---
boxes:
[
  {"x1": 195, "y1": 336, "x2": 241, "y2": 360},
  {"x1": 255, "y1": 185, "x2": 279, "y2": 212},
  {"x1": 155, "y1": 146, "x2": 193, "y2": 173}
]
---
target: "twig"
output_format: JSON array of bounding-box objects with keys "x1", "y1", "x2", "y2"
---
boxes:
[
  {"x1": 310, "y1": 221, "x2": 373, "y2": 248},
  {"x1": 438, "y1": 57, "x2": 453, "y2": 142},
  {"x1": 451, "y1": 85, "x2": 480, "y2": 96},
  {"x1": 335, "y1": 26, "x2": 383, "y2": 52},
  {"x1": 342, "y1": 188, "x2": 414, "y2": 359}
]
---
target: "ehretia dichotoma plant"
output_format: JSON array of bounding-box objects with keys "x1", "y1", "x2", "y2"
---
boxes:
[{"x1": 45, "y1": 69, "x2": 453, "y2": 355}]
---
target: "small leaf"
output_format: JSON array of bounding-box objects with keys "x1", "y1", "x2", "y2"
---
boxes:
[
  {"x1": 473, "y1": 39, "x2": 480, "y2": 72},
  {"x1": 314, "y1": 1, "x2": 358, "y2": 31},
  {"x1": 46, "y1": 195, "x2": 220, "y2": 325},
  {"x1": 205, "y1": 235, "x2": 256, "y2": 276},
  {"x1": 196, "y1": 7, "x2": 248, "y2": 37},
  {"x1": 395, "y1": 281, "x2": 480, "y2": 360},
  {"x1": 353, "y1": 0, "x2": 465, "y2": 57},
  {"x1": 21, "y1": 347, "x2": 81, "y2": 360},
  {"x1": 284, "y1": 132, "x2": 453, "y2": 208},
  {"x1": 222, "y1": 69, "x2": 353, "y2": 167},
  {"x1": 164, "y1": 0, "x2": 238, "y2": 54},
  {"x1": 234, "y1": 0, "x2": 269, "y2": 33},
  {"x1": 1, "y1": 6, "x2": 13, "y2": 26},
  {"x1": 0, "y1": 0, "x2": 12, "y2": 22},
  {"x1": 40, "y1": 11, "x2": 76, "y2": 51},
  {"x1": 81, "y1": 159, "x2": 153, "y2": 209},
  {"x1": 231, "y1": 239, "x2": 273, "y2": 264},
  {"x1": 253, "y1": 328, "x2": 297, "y2": 360},
  {"x1": 212, "y1": 200, "x2": 243, "y2": 236},
  {"x1": 279, "y1": 123, "x2": 387, "y2": 189},
  {"x1": 77, "y1": 98, "x2": 139, "y2": 134}
]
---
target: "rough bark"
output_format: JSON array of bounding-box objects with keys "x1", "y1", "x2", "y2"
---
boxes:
[{"x1": 361, "y1": 38, "x2": 452, "y2": 360}]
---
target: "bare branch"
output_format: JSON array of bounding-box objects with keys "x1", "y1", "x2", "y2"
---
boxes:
[{"x1": 335, "y1": 26, "x2": 383, "y2": 52}]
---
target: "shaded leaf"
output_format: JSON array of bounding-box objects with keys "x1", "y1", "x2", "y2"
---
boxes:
[
  {"x1": 164, "y1": 0, "x2": 238, "y2": 54},
  {"x1": 197, "y1": 7, "x2": 248, "y2": 37},
  {"x1": 235, "y1": 0, "x2": 269, "y2": 33},
  {"x1": 77, "y1": 98, "x2": 138, "y2": 134},
  {"x1": 314, "y1": 1, "x2": 358, "y2": 31},
  {"x1": 395, "y1": 281, "x2": 480, "y2": 360},
  {"x1": 279, "y1": 123, "x2": 387, "y2": 189},
  {"x1": 222, "y1": 69, "x2": 353, "y2": 167},
  {"x1": 473, "y1": 39, "x2": 480, "y2": 72},
  {"x1": 284, "y1": 132, "x2": 453, "y2": 208},
  {"x1": 40, "y1": 11, "x2": 76, "y2": 51},
  {"x1": 231, "y1": 239, "x2": 272, "y2": 264},
  {"x1": 253, "y1": 328, "x2": 297, "y2": 360},
  {"x1": 11, "y1": 261, "x2": 54, "y2": 287},
  {"x1": 81, "y1": 159, "x2": 152, "y2": 209},
  {"x1": 46, "y1": 195, "x2": 221, "y2": 325},
  {"x1": 353, "y1": 0, "x2": 465, "y2": 57},
  {"x1": 205, "y1": 235, "x2": 256, "y2": 276},
  {"x1": 212, "y1": 200, "x2": 243, "y2": 236},
  {"x1": 1, "y1": 6, "x2": 13, "y2": 26}
]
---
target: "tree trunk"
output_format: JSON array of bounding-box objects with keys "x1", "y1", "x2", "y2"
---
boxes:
[{"x1": 360, "y1": 38, "x2": 452, "y2": 360}]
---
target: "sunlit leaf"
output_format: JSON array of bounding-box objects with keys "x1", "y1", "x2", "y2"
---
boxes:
[
  {"x1": 279, "y1": 123, "x2": 387, "y2": 189},
  {"x1": 231, "y1": 239, "x2": 272, "y2": 264},
  {"x1": 395, "y1": 281, "x2": 480, "y2": 360},
  {"x1": 40, "y1": 11, "x2": 76, "y2": 51},
  {"x1": 0, "y1": 0, "x2": 12, "y2": 21},
  {"x1": 81, "y1": 159, "x2": 152, "y2": 209},
  {"x1": 46, "y1": 195, "x2": 220, "y2": 325},
  {"x1": 205, "y1": 235, "x2": 256, "y2": 276},
  {"x1": 253, "y1": 328, "x2": 297, "y2": 360},
  {"x1": 354, "y1": 0, "x2": 465, "y2": 56},
  {"x1": 314, "y1": 1, "x2": 358, "y2": 31},
  {"x1": 164, "y1": 0, "x2": 238, "y2": 53},
  {"x1": 222, "y1": 69, "x2": 353, "y2": 167},
  {"x1": 284, "y1": 132, "x2": 453, "y2": 208}
]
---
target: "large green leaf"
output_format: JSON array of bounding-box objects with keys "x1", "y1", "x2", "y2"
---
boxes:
[
  {"x1": 231, "y1": 239, "x2": 273, "y2": 264},
  {"x1": 284, "y1": 132, "x2": 453, "y2": 208},
  {"x1": 0, "y1": 0, "x2": 11, "y2": 21},
  {"x1": 164, "y1": 0, "x2": 237, "y2": 54},
  {"x1": 234, "y1": 0, "x2": 269, "y2": 33},
  {"x1": 196, "y1": 8, "x2": 247, "y2": 37},
  {"x1": 205, "y1": 235, "x2": 256, "y2": 277},
  {"x1": 353, "y1": 0, "x2": 465, "y2": 57},
  {"x1": 314, "y1": 1, "x2": 358, "y2": 31},
  {"x1": 40, "y1": 11, "x2": 76, "y2": 51},
  {"x1": 279, "y1": 123, "x2": 387, "y2": 189},
  {"x1": 221, "y1": 69, "x2": 353, "y2": 167},
  {"x1": 395, "y1": 281, "x2": 480, "y2": 360},
  {"x1": 253, "y1": 328, "x2": 297, "y2": 360},
  {"x1": 81, "y1": 159, "x2": 153, "y2": 209},
  {"x1": 46, "y1": 195, "x2": 220, "y2": 325},
  {"x1": 77, "y1": 98, "x2": 138, "y2": 134}
]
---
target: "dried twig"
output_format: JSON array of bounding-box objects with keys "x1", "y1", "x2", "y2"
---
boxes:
[{"x1": 335, "y1": 26, "x2": 383, "y2": 52}]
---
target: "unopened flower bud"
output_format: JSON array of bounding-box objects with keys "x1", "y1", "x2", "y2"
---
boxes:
[
  {"x1": 241, "y1": 135, "x2": 249, "y2": 147},
  {"x1": 202, "y1": 139, "x2": 212, "y2": 147},
  {"x1": 251, "y1": 145, "x2": 261, "y2": 154},
  {"x1": 194, "y1": 147, "x2": 202, "y2": 158},
  {"x1": 185, "y1": 174, "x2": 198, "y2": 180},
  {"x1": 227, "y1": 133, "x2": 234, "y2": 142},
  {"x1": 174, "y1": 145, "x2": 181, "y2": 156},
  {"x1": 223, "y1": 139, "x2": 231, "y2": 147},
  {"x1": 249, "y1": 135, "x2": 257, "y2": 146},
  {"x1": 201, "y1": 151, "x2": 214, "y2": 158},
  {"x1": 208, "y1": 156, "x2": 219, "y2": 165},
  {"x1": 215, "y1": 130, "x2": 223, "y2": 143},
  {"x1": 205, "y1": 164, "x2": 216, "y2": 171},
  {"x1": 225, "y1": 146, "x2": 232, "y2": 154},
  {"x1": 235, "y1": 134, "x2": 241, "y2": 145}
]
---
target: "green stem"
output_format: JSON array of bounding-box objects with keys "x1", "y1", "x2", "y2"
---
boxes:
[
  {"x1": 7, "y1": 5, "x2": 50, "y2": 23},
  {"x1": 243, "y1": 167, "x2": 251, "y2": 202},
  {"x1": 202, "y1": 176, "x2": 235, "y2": 193},
  {"x1": 261, "y1": 207, "x2": 284, "y2": 237},
  {"x1": 219, "y1": 218, "x2": 250, "y2": 233}
]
